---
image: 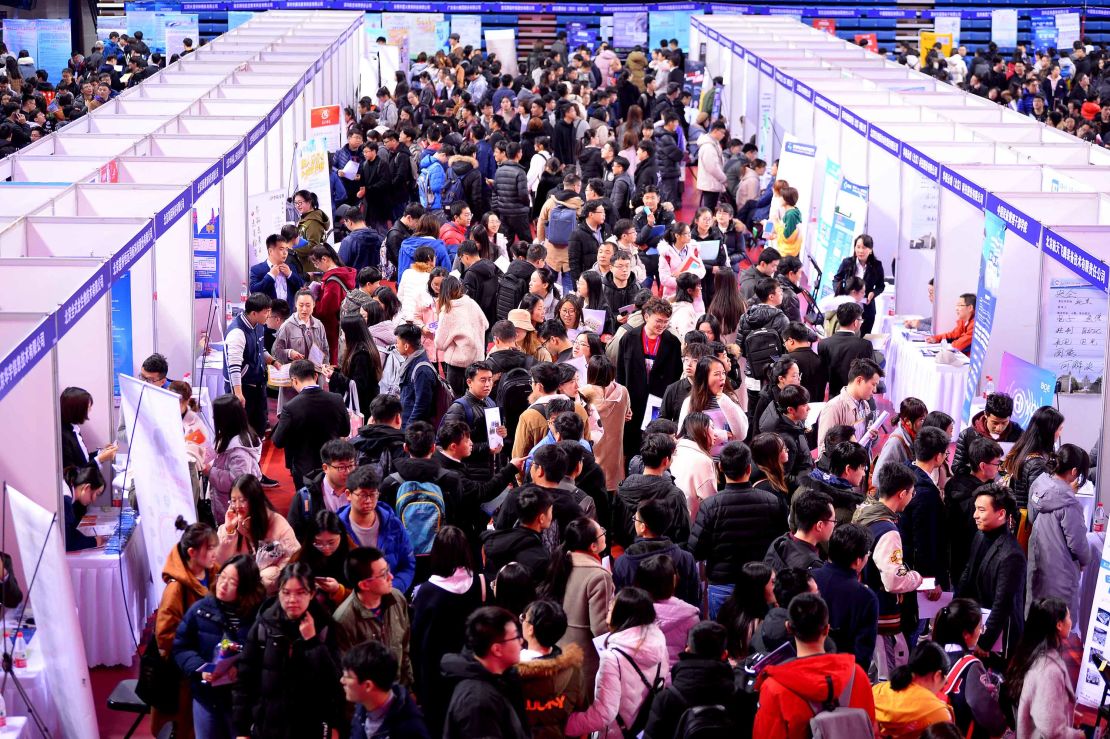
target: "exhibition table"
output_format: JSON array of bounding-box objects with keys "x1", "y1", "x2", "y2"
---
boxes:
[
  {"x1": 67, "y1": 511, "x2": 148, "y2": 668},
  {"x1": 886, "y1": 328, "x2": 970, "y2": 432}
]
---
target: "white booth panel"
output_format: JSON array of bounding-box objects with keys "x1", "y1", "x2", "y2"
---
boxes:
[
  {"x1": 214, "y1": 85, "x2": 290, "y2": 101},
  {"x1": 115, "y1": 157, "x2": 220, "y2": 185},
  {"x1": 1048, "y1": 166, "x2": 1110, "y2": 192},
  {"x1": 0, "y1": 260, "x2": 101, "y2": 310},
  {"x1": 137, "y1": 84, "x2": 216, "y2": 101},
  {"x1": 10, "y1": 157, "x2": 101, "y2": 183},
  {"x1": 111, "y1": 99, "x2": 198, "y2": 117},
  {"x1": 995, "y1": 193, "x2": 1104, "y2": 225},
  {"x1": 171, "y1": 116, "x2": 258, "y2": 137},
  {"x1": 87, "y1": 115, "x2": 173, "y2": 136},
  {"x1": 147, "y1": 136, "x2": 243, "y2": 158},
  {"x1": 157, "y1": 72, "x2": 234, "y2": 86},
  {"x1": 877, "y1": 123, "x2": 966, "y2": 142},
  {"x1": 11, "y1": 218, "x2": 150, "y2": 258},
  {"x1": 954, "y1": 166, "x2": 1047, "y2": 192},
  {"x1": 900, "y1": 92, "x2": 971, "y2": 107},
  {"x1": 971, "y1": 125, "x2": 1050, "y2": 144},
  {"x1": 1012, "y1": 145, "x2": 1093, "y2": 165},
  {"x1": 0, "y1": 185, "x2": 69, "y2": 216},
  {"x1": 196, "y1": 99, "x2": 276, "y2": 118},
  {"x1": 931, "y1": 107, "x2": 1005, "y2": 123},
  {"x1": 916, "y1": 142, "x2": 1003, "y2": 164},
  {"x1": 71, "y1": 186, "x2": 185, "y2": 218}
]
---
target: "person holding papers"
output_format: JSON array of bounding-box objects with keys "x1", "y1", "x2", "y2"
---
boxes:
[
  {"x1": 657, "y1": 221, "x2": 706, "y2": 309},
  {"x1": 272, "y1": 288, "x2": 330, "y2": 406},
  {"x1": 926, "y1": 293, "x2": 976, "y2": 355}
]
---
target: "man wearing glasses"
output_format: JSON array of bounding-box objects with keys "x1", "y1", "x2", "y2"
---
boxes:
[
  {"x1": 945, "y1": 436, "x2": 1003, "y2": 588},
  {"x1": 286, "y1": 439, "x2": 357, "y2": 541},
  {"x1": 764, "y1": 489, "x2": 835, "y2": 574},
  {"x1": 442, "y1": 607, "x2": 529, "y2": 739},
  {"x1": 926, "y1": 292, "x2": 976, "y2": 355},
  {"x1": 338, "y1": 465, "x2": 416, "y2": 594}
]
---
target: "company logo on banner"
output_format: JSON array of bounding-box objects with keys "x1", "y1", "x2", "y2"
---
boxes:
[
  {"x1": 998, "y1": 352, "x2": 1055, "y2": 428},
  {"x1": 309, "y1": 104, "x2": 343, "y2": 152},
  {"x1": 963, "y1": 212, "x2": 1006, "y2": 422}
]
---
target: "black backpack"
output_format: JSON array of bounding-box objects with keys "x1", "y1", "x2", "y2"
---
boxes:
[
  {"x1": 674, "y1": 704, "x2": 735, "y2": 739},
  {"x1": 496, "y1": 366, "x2": 534, "y2": 441},
  {"x1": 612, "y1": 647, "x2": 665, "y2": 739},
  {"x1": 743, "y1": 327, "x2": 783, "y2": 388},
  {"x1": 496, "y1": 270, "x2": 529, "y2": 321}
]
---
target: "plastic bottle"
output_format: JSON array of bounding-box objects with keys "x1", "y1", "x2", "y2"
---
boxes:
[
  {"x1": 983, "y1": 376, "x2": 995, "y2": 398},
  {"x1": 239, "y1": 280, "x2": 249, "y2": 303},
  {"x1": 13, "y1": 631, "x2": 27, "y2": 669},
  {"x1": 0, "y1": 692, "x2": 8, "y2": 727},
  {"x1": 1095, "y1": 503, "x2": 1107, "y2": 534}
]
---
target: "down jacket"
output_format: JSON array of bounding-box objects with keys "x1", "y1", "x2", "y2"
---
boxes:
[
  {"x1": 232, "y1": 597, "x2": 344, "y2": 738},
  {"x1": 492, "y1": 160, "x2": 530, "y2": 218},
  {"x1": 434, "y1": 295, "x2": 489, "y2": 369},
  {"x1": 689, "y1": 482, "x2": 789, "y2": 585},
  {"x1": 565, "y1": 625, "x2": 670, "y2": 738},
  {"x1": 1027, "y1": 473, "x2": 1092, "y2": 619},
  {"x1": 517, "y1": 645, "x2": 587, "y2": 739},
  {"x1": 173, "y1": 593, "x2": 257, "y2": 711}
]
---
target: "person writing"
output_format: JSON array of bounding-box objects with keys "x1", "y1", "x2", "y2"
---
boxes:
[{"x1": 926, "y1": 293, "x2": 975, "y2": 355}]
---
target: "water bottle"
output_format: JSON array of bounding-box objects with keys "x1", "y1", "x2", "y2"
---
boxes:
[
  {"x1": 983, "y1": 375, "x2": 995, "y2": 398},
  {"x1": 0, "y1": 692, "x2": 8, "y2": 727},
  {"x1": 1095, "y1": 503, "x2": 1107, "y2": 534},
  {"x1": 13, "y1": 631, "x2": 27, "y2": 669},
  {"x1": 239, "y1": 280, "x2": 249, "y2": 303}
]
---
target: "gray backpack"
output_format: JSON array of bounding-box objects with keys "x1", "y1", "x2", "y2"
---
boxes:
[{"x1": 783, "y1": 671, "x2": 872, "y2": 739}]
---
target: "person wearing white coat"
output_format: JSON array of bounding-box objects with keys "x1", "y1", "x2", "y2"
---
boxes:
[
  {"x1": 670, "y1": 429, "x2": 718, "y2": 523},
  {"x1": 695, "y1": 122, "x2": 728, "y2": 210},
  {"x1": 565, "y1": 588, "x2": 670, "y2": 738}
]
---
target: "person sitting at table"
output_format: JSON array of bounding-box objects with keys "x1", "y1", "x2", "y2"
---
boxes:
[
  {"x1": 60, "y1": 386, "x2": 117, "y2": 471},
  {"x1": 63, "y1": 465, "x2": 109, "y2": 552},
  {"x1": 152, "y1": 516, "x2": 219, "y2": 739},
  {"x1": 926, "y1": 292, "x2": 975, "y2": 355},
  {"x1": 0, "y1": 551, "x2": 22, "y2": 609},
  {"x1": 902, "y1": 278, "x2": 934, "y2": 333},
  {"x1": 216, "y1": 474, "x2": 301, "y2": 594}
]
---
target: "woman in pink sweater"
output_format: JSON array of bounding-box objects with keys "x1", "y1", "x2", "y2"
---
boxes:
[
  {"x1": 215, "y1": 474, "x2": 300, "y2": 594},
  {"x1": 434, "y1": 275, "x2": 489, "y2": 396}
]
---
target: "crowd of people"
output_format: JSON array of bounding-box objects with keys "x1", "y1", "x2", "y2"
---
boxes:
[
  {"x1": 897, "y1": 36, "x2": 1110, "y2": 145},
  {"x1": 50, "y1": 28, "x2": 1103, "y2": 739},
  {"x1": 0, "y1": 31, "x2": 198, "y2": 154}
]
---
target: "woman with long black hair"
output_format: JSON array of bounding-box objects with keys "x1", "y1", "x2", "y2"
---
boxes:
[
  {"x1": 332, "y1": 313, "x2": 382, "y2": 415},
  {"x1": 1005, "y1": 597, "x2": 1082, "y2": 738},
  {"x1": 292, "y1": 510, "x2": 352, "y2": 612},
  {"x1": 1001, "y1": 405, "x2": 1065, "y2": 510},
  {"x1": 930, "y1": 598, "x2": 1007, "y2": 739},
  {"x1": 832, "y1": 233, "x2": 884, "y2": 336}
]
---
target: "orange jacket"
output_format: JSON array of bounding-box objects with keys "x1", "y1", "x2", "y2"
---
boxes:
[{"x1": 932, "y1": 316, "x2": 974, "y2": 354}]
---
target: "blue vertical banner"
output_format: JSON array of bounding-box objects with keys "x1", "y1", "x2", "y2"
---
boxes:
[
  {"x1": 111, "y1": 272, "x2": 134, "y2": 398},
  {"x1": 963, "y1": 212, "x2": 1006, "y2": 422},
  {"x1": 193, "y1": 208, "x2": 220, "y2": 299},
  {"x1": 35, "y1": 19, "x2": 72, "y2": 85},
  {"x1": 819, "y1": 176, "x2": 869, "y2": 301},
  {"x1": 1, "y1": 21, "x2": 37, "y2": 65}
]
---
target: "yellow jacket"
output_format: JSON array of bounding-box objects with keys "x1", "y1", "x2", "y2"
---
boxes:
[{"x1": 872, "y1": 681, "x2": 953, "y2": 739}]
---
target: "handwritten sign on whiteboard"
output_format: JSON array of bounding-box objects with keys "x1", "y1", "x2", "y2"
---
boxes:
[{"x1": 1039, "y1": 278, "x2": 1106, "y2": 394}]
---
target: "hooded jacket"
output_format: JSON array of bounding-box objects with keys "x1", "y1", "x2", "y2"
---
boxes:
[
  {"x1": 418, "y1": 154, "x2": 448, "y2": 210},
  {"x1": 737, "y1": 303, "x2": 790, "y2": 351},
  {"x1": 602, "y1": 270, "x2": 639, "y2": 317},
  {"x1": 351, "y1": 423, "x2": 407, "y2": 473},
  {"x1": 901, "y1": 463, "x2": 950, "y2": 589},
  {"x1": 565, "y1": 625, "x2": 670, "y2": 737},
  {"x1": 480, "y1": 525, "x2": 549, "y2": 582},
  {"x1": 450, "y1": 155, "x2": 487, "y2": 217},
  {"x1": 613, "y1": 473, "x2": 691, "y2": 548},
  {"x1": 1015, "y1": 649, "x2": 1084, "y2": 739},
  {"x1": 442, "y1": 651, "x2": 530, "y2": 739},
  {"x1": 336, "y1": 502, "x2": 416, "y2": 594},
  {"x1": 695, "y1": 133, "x2": 726, "y2": 193},
  {"x1": 753, "y1": 653, "x2": 875, "y2": 739},
  {"x1": 209, "y1": 434, "x2": 262, "y2": 518},
  {"x1": 1027, "y1": 473, "x2": 1092, "y2": 617},
  {"x1": 517, "y1": 645, "x2": 587, "y2": 739},
  {"x1": 435, "y1": 295, "x2": 489, "y2": 368},
  {"x1": 952, "y1": 411, "x2": 1023, "y2": 475},
  {"x1": 398, "y1": 235, "x2": 451, "y2": 277},
  {"x1": 612, "y1": 536, "x2": 699, "y2": 606},
  {"x1": 644, "y1": 654, "x2": 735, "y2": 739},
  {"x1": 333, "y1": 588, "x2": 412, "y2": 685},
  {"x1": 761, "y1": 405, "x2": 814, "y2": 486},
  {"x1": 872, "y1": 681, "x2": 953, "y2": 738},
  {"x1": 172, "y1": 593, "x2": 257, "y2": 711},
  {"x1": 764, "y1": 532, "x2": 825, "y2": 574},
  {"x1": 797, "y1": 468, "x2": 865, "y2": 525},
  {"x1": 461, "y1": 258, "x2": 499, "y2": 328},
  {"x1": 654, "y1": 596, "x2": 700, "y2": 666},
  {"x1": 232, "y1": 597, "x2": 344, "y2": 738},
  {"x1": 811, "y1": 562, "x2": 879, "y2": 670},
  {"x1": 287, "y1": 468, "x2": 331, "y2": 543}
]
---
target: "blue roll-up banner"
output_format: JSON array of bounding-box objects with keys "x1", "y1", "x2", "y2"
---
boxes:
[
  {"x1": 963, "y1": 211, "x2": 1007, "y2": 421},
  {"x1": 111, "y1": 272, "x2": 135, "y2": 398},
  {"x1": 193, "y1": 208, "x2": 221, "y2": 299}
]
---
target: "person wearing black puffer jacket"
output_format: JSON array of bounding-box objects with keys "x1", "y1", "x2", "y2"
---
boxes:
[
  {"x1": 690, "y1": 442, "x2": 789, "y2": 619},
  {"x1": 759, "y1": 385, "x2": 815, "y2": 488},
  {"x1": 459, "y1": 242, "x2": 499, "y2": 330},
  {"x1": 654, "y1": 113, "x2": 685, "y2": 206},
  {"x1": 452, "y1": 143, "x2": 488, "y2": 219},
  {"x1": 232, "y1": 563, "x2": 344, "y2": 739},
  {"x1": 492, "y1": 142, "x2": 533, "y2": 244},
  {"x1": 568, "y1": 199, "x2": 609, "y2": 282},
  {"x1": 644, "y1": 622, "x2": 736, "y2": 739}
]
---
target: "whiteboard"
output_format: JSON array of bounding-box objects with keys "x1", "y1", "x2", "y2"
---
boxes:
[{"x1": 1038, "y1": 269, "x2": 1107, "y2": 394}]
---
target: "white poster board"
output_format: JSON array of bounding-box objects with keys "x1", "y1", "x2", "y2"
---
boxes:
[
  {"x1": 484, "y1": 29, "x2": 517, "y2": 73},
  {"x1": 934, "y1": 17, "x2": 961, "y2": 48},
  {"x1": 452, "y1": 15, "x2": 482, "y2": 49},
  {"x1": 1078, "y1": 531, "x2": 1110, "y2": 706},
  {"x1": 8, "y1": 485, "x2": 99, "y2": 739},
  {"x1": 118, "y1": 374, "x2": 196, "y2": 605},
  {"x1": 383, "y1": 12, "x2": 443, "y2": 57},
  {"x1": 248, "y1": 188, "x2": 289, "y2": 263},
  {"x1": 309, "y1": 105, "x2": 343, "y2": 154},
  {"x1": 1056, "y1": 13, "x2": 1081, "y2": 49},
  {"x1": 1038, "y1": 276, "x2": 1107, "y2": 394},
  {"x1": 991, "y1": 9, "x2": 1018, "y2": 49},
  {"x1": 776, "y1": 136, "x2": 818, "y2": 259}
]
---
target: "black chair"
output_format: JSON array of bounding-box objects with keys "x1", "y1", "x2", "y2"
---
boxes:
[{"x1": 106, "y1": 678, "x2": 149, "y2": 739}]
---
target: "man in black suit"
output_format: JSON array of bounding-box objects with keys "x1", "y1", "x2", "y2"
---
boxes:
[
  {"x1": 271, "y1": 359, "x2": 349, "y2": 489},
  {"x1": 616, "y1": 297, "x2": 683, "y2": 465},
  {"x1": 818, "y1": 302, "x2": 874, "y2": 399},
  {"x1": 249, "y1": 234, "x2": 304, "y2": 302},
  {"x1": 956, "y1": 484, "x2": 1026, "y2": 659}
]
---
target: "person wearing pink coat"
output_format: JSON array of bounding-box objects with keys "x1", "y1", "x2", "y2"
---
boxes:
[{"x1": 433, "y1": 276, "x2": 490, "y2": 396}]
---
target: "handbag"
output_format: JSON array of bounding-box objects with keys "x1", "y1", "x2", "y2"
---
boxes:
[
  {"x1": 196, "y1": 475, "x2": 216, "y2": 529},
  {"x1": 135, "y1": 584, "x2": 187, "y2": 713}
]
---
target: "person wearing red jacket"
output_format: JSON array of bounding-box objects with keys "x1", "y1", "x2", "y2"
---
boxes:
[
  {"x1": 927, "y1": 292, "x2": 976, "y2": 355},
  {"x1": 438, "y1": 201, "x2": 471, "y2": 258},
  {"x1": 753, "y1": 593, "x2": 877, "y2": 739},
  {"x1": 310, "y1": 244, "x2": 357, "y2": 364}
]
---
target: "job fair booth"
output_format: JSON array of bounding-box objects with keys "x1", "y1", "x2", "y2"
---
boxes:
[{"x1": 0, "y1": 11, "x2": 363, "y2": 736}]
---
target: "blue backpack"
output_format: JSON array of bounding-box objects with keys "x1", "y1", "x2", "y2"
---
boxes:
[
  {"x1": 391, "y1": 474, "x2": 446, "y2": 556},
  {"x1": 546, "y1": 202, "x2": 577, "y2": 245},
  {"x1": 417, "y1": 165, "x2": 438, "y2": 208},
  {"x1": 441, "y1": 166, "x2": 466, "y2": 207}
]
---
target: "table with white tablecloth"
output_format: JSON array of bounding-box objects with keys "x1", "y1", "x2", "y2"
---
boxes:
[
  {"x1": 0, "y1": 718, "x2": 30, "y2": 739},
  {"x1": 886, "y1": 327, "x2": 971, "y2": 432},
  {"x1": 67, "y1": 512, "x2": 149, "y2": 668}
]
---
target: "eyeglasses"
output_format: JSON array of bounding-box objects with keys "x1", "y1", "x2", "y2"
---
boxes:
[
  {"x1": 984, "y1": 460, "x2": 1003, "y2": 468},
  {"x1": 279, "y1": 587, "x2": 312, "y2": 599},
  {"x1": 328, "y1": 462, "x2": 357, "y2": 472},
  {"x1": 350, "y1": 490, "x2": 379, "y2": 500},
  {"x1": 498, "y1": 631, "x2": 525, "y2": 645},
  {"x1": 595, "y1": 527, "x2": 607, "y2": 541},
  {"x1": 364, "y1": 567, "x2": 392, "y2": 581}
]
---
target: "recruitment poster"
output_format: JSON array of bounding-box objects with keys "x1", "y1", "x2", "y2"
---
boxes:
[
  {"x1": 819, "y1": 177, "x2": 869, "y2": 302},
  {"x1": 757, "y1": 89, "x2": 774, "y2": 160},
  {"x1": 309, "y1": 104, "x2": 343, "y2": 153},
  {"x1": 963, "y1": 212, "x2": 1006, "y2": 421},
  {"x1": 810, "y1": 158, "x2": 842, "y2": 292},
  {"x1": 451, "y1": 15, "x2": 481, "y2": 49},
  {"x1": 295, "y1": 137, "x2": 334, "y2": 231},
  {"x1": 776, "y1": 136, "x2": 818, "y2": 260},
  {"x1": 1038, "y1": 276, "x2": 1107, "y2": 394},
  {"x1": 193, "y1": 207, "x2": 220, "y2": 299},
  {"x1": 111, "y1": 272, "x2": 134, "y2": 398},
  {"x1": 997, "y1": 352, "x2": 1056, "y2": 428},
  {"x1": 1077, "y1": 532, "x2": 1110, "y2": 706}
]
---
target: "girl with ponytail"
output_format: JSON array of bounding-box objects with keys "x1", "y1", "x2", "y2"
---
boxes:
[
  {"x1": 931, "y1": 599, "x2": 1007, "y2": 738},
  {"x1": 872, "y1": 641, "x2": 954, "y2": 737},
  {"x1": 540, "y1": 517, "x2": 614, "y2": 698},
  {"x1": 63, "y1": 465, "x2": 107, "y2": 551},
  {"x1": 152, "y1": 516, "x2": 219, "y2": 738}
]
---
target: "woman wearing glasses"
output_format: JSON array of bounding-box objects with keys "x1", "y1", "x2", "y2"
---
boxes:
[
  {"x1": 232, "y1": 562, "x2": 344, "y2": 739},
  {"x1": 291, "y1": 510, "x2": 353, "y2": 612},
  {"x1": 272, "y1": 288, "x2": 330, "y2": 405},
  {"x1": 216, "y1": 474, "x2": 301, "y2": 595}
]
